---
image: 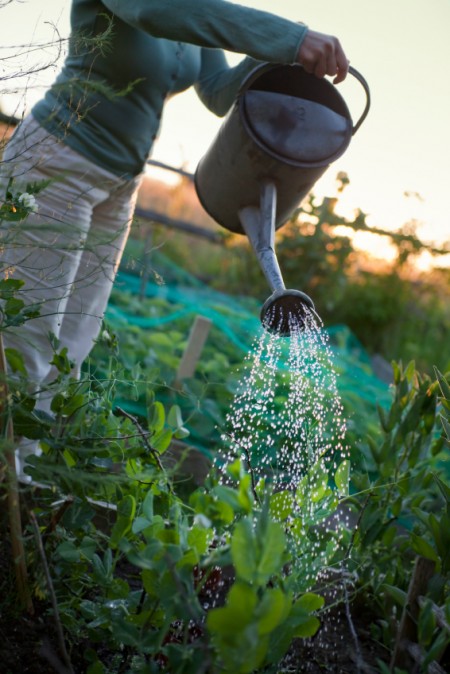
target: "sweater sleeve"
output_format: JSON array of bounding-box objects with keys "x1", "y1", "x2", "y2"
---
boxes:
[
  {"x1": 194, "y1": 49, "x2": 261, "y2": 116},
  {"x1": 100, "y1": 0, "x2": 308, "y2": 65}
]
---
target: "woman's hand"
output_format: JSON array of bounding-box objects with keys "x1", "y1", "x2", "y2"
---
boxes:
[{"x1": 297, "y1": 29, "x2": 349, "y2": 83}]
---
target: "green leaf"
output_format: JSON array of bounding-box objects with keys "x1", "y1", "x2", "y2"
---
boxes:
[
  {"x1": 434, "y1": 367, "x2": 450, "y2": 400},
  {"x1": 411, "y1": 534, "x2": 438, "y2": 562},
  {"x1": 270, "y1": 491, "x2": 295, "y2": 521},
  {"x1": 110, "y1": 495, "x2": 136, "y2": 548},
  {"x1": 295, "y1": 592, "x2": 325, "y2": 613},
  {"x1": 293, "y1": 616, "x2": 321, "y2": 638},
  {"x1": 207, "y1": 582, "x2": 258, "y2": 636},
  {"x1": 167, "y1": 404, "x2": 190, "y2": 438},
  {"x1": 4, "y1": 297, "x2": 25, "y2": 316},
  {"x1": 257, "y1": 588, "x2": 291, "y2": 635},
  {"x1": 152, "y1": 428, "x2": 172, "y2": 454},
  {"x1": 334, "y1": 460, "x2": 350, "y2": 496},
  {"x1": 231, "y1": 519, "x2": 257, "y2": 582},
  {"x1": 61, "y1": 393, "x2": 85, "y2": 417},
  {"x1": 168, "y1": 404, "x2": 183, "y2": 429},
  {"x1": 87, "y1": 659, "x2": 106, "y2": 674},
  {"x1": 149, "y1": 401, "x2": 165, "y2": 433},
  {"x1": 310, "y1": 461, "x2": 329, "y2": 503},
  {"x1": 131, "y1": 516, "x2": 152, "y2": 534},
  {"x1": 0, "y1": 278, "x2": 24, "y2": 297},
  {"x1": 80, "y1": 536, "x2": 96, "y2": 560},
  {"x1": 418, "y1": 600, "x2": 436, "y2": 646},
  {"x1": 381, "y1": 584, "x2": 407, "y2": 607},
  {"x1": 404, "y1": 360, "x2": 416, "y2": 383},
  {"x1": 4, "y1": 348, "x2": 27, "y2": 374},
  {"x1": 422, "y1": 630, "x2": 450, "y2": 670},
  {"x1": 142, "y1": 489, "x2": 154, "y2": 520},
  {"x1": 440, "y1": 414, "x2": 450, "y2": 442},
  {"x1": 55, "y1": 541, "x2": 81, "y2": 563},
  {"x1": 255, "y1": 520, "x2": 286, "y2": 585},
  {"x1": 187, "y1": 526, "x2": 209, "y2": 556},
  {"x1": 117, "y1": 494, "x2": 136, "y2": 519}
]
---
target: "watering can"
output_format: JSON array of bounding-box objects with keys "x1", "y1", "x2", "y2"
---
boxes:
[{"x1": 195, "y1": 63, "x2": 370, "y2": 336}]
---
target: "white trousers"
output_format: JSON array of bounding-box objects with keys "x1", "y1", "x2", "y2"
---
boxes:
[{"x1": 0, "y1": 116, "x2": 142, "y2": 465}]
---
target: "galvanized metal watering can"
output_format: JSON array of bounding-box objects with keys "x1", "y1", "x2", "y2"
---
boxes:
[{"x1": 195, "y1": 62, "x2": 370, "y2": 335}]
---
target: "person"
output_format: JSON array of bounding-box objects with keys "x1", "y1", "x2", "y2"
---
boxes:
[{"x1": 0, "y1": 0, "x2": 349, "y2": 468}]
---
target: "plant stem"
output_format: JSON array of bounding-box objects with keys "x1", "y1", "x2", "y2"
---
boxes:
[
  {"x1": 29, "y1": 510, "x2": 75, "y2": 674},
  {"x1": 0, "y1": 332, "x2": 33, "y2": 613},
  {"x1": 115, "y1": 405, "x2": 166, "y2": 473}
]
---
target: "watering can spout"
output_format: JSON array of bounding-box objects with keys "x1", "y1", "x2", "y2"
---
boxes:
[
  {"x1": 239, "y1": 182, "x2": 315, "y2": 337},
  {"x1": 239, "y1": 182, "x2": 284, "y2": 293}
]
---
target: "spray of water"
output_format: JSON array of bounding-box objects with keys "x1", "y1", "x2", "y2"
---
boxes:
[{"x1": 216, "y1": 305, "x2": 351, "y2": 588}]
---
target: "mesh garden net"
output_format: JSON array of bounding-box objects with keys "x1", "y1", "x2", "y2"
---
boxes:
[{"x1": 92, "y1": 244, "x2": 393, "y2": 471}]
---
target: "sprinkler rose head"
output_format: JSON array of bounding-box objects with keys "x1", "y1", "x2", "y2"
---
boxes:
[{"x1": 261, "y1": 289, "x2": 315, "y2": 337}]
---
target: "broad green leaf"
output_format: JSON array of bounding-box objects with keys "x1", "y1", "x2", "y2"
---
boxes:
[
  {"x1": 4, "y1": 347, "x2": 27, "y2": 374},
  {"x1": 61, "y1": 393, "x2": 85, "y2": 416},
  {"x1": 411, "y1": 534, "x2": 438, "y2": 562},
  {"x1": 231, "y1": 519, "x2": 257, "y2": 582},
  {"x1": 92, "y1": 554, "x2": 108, "y2": 582},
  {"x1": 310, "y1": 462, "x2": 329, "y2": 503},
  {"x1": 255, "y1": 520, "x2": 286, "y2": 585},
  {"x1": 152, "y1": 428, "x2": 172, "y2": 454},
  {"x1": 293, "y1": 615, "x2": 321, "y2": 638},
  {"x1": 295, "y1": 592, "x2": 325, "y2": 613},
  {"x1": 110, "y1": 495, "x2": 136, "y2": 548},
  {"x1": 87, "y1": 662, "x2": 106, "y2": 674},
  {"x1": 257, "y1": 588, "x2": 291, "y2": 635},
  {"x1": 335, "y1": 460, "x2": 350, "y2": 496},
  {"x1": 131, "y1": 516, "x2": 152, "y2": 534},
  {"x1": 404, "y1": 360, "x2": 416, "y2": 383},
  {"x1": 149, "y1": 401, "x2": 165, "y2": 433},
  {"x1": 381, "y1": 584, "x2": 407, "y2": 607},
  {"x1": 56, "y1": 541, "x2": 80, "y2": 563},
  {"x1": 187, "y1": 526, "x2": 209, "y2": 555},
  {"x1": 0, "y1": 278, "x2": 24, "y2": 295},
  {"x1": 117, "y1": 494, "x2": 136, "y2": 519},
  {"x1": 4, "y1": 297, "x2": 25, "y2": 315},
  {"x1": 207, "y1": 582, "x2": 258, "y2": 636},
  {"x1": 62, "y1": 449, "x2": 77, "y2": 468},
  {"x1": 418, "y1": 600, "x2": 436, "y2": 646},
  {"x1": 270, "y1": 491, "x2": 295, "y2": 521},
  {"x1": 142, "y1": 489, "x2": 154, "y2": 520},
  {"x1": 168, "y1": 404, "x2": 183, "y2": 429},
  {"x1": 80, "y1": 536, "x2": 96, "y2": 561}
]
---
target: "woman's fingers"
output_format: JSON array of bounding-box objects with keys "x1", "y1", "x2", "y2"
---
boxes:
[{"x1": 297, "y1": 29, "x2": 349, "y2": 82}]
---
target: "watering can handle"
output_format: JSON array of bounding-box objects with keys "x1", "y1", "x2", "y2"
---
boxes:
[
  {"x1": 238, "y1": 63, "x2": 371, "y2": 135},
  {"x1": 348, "y1": 66, "x2": 371, "y2": 135}
]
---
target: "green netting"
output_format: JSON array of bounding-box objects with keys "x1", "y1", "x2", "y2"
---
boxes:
[{"x1": 92, "y1": 245, "x2": 394, "y2": 465}]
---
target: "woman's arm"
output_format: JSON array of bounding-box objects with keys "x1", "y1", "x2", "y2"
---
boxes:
[
  {"x1": 100, "y1": 0, "x2": 308, "y2": 65},
  {"x1": 194, "y1": 50, "x2": 260, "y2": 117}
]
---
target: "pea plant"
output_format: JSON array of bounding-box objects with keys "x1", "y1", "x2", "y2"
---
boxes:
[
  {"x1": 347, "y1": 361, "x2": 450, "y2": 673},
  {"x1": 0, "y1": 330, "x2": 333, "y2": 674}
]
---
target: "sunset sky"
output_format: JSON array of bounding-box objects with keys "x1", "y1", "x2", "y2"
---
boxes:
[{"x1": 1, "y1": 0, "x2": 449, "y2": 263}]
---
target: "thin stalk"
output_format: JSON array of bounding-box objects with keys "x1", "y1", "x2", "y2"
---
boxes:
[
  {"x1": 115, "y1": 406, "x2": 173, "y2": 490},
  {"x1": 0, "y1": 331, "x2": 33, "y2": 613},
  {"x1": 29, "y1": 510, "x2": 75, "y2": 674}
]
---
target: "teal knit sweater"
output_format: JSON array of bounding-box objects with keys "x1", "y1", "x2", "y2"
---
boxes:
[{"x1": 32, "y1": 0, "x2": 308, "y2": 178}]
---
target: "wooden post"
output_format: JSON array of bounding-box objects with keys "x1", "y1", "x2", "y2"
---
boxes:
[
  {"x1": 174, "y1": 315, "x2": 212, "y2": 385},
  {"x1": 390, "y1": 555, "x2": 436, "y2": 671},
  {"x1": 0, "y1": 333, "x2": 33, "y2": 613}
]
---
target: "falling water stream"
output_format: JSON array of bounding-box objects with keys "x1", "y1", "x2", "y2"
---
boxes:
[{"x1": 216, "y1": 305, "x2": 351, "y2": 590}]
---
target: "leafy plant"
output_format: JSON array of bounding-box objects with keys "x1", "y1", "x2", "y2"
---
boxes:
[{"x1": 347, "y1": 361, "x2": 450, "y2": 671}]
